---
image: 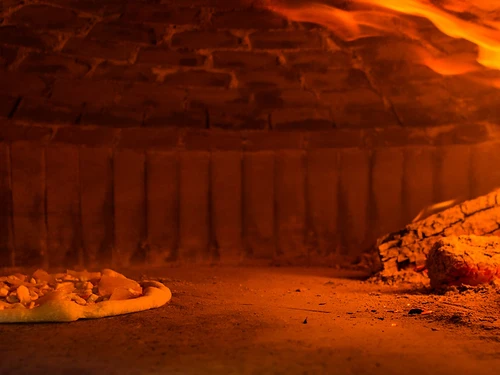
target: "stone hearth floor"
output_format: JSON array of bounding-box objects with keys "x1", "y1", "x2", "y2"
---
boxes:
[{"x1": 1, "y1": 266, "x2": 500, "y2": 375}]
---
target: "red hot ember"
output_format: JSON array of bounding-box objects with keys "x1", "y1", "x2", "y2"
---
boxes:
[{"x1": 426, "y1": 235, "x2": 500, "y2": 289}]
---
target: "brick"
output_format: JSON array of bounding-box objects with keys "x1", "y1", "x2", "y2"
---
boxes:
[
  {"x1": 51, "y1": 79, "x2": 123, "y2": 107},
  {"x1": 242, "y1": 151, "x2": 275, "y2": 259},
  {"x1": 211, "y1": 9, "x2": 287, "y2": 29},
  {"x1": 163, "y1": 70, "x2": 232, "y2": 88},
  {"x1": 0, "y1": 25, "x2": 58, "y2": 49},
  {"x1": 0, "y1": 45, "x2": 18, "y2": 68},
  {"x1": 435, "y1": 144, "x2": 472, "y2": 202},
  {"x1": 14, "y1": 97, "x2": 81, "y2": 125},
  {"x1": 354, "y1": 37, "x2": 431, "y2": 67},
  {"x1": 10, "y1": 4, "x2": 91, "y2": 31},
  {"x1": 322, "y1": 88, "x2": 398, "y2": 128},
  {"x1": 63, "y1": 37, "x2": 137, "y2": 61},
  {"x1": 307, "y1": 129, "x2": 365, "y2": 149},
  {"x1": 211, "y1": 151, "x2": 243, "y2": 262},
  {"x1": 0, "y1": 0, "x2": 23, "y2": 12},
  {"x1": 182, "y1": 129, "x2": 243, "y2": 150},
  {"x1": 471, "y1": 142, "x2": 500, "y2": 197},
  {"x1": 44, "y1": 0, "x2": 122, "y2": 16},
  {"x1": 120, "y1": 83, "x2": 185, "y2": 111},
  {"x1": 122, "y1": 5, "x2": 199, "y2": 25},
  {"x1": 244, "y1": 131, "x2": 302, "y2": 150},
  {"x1": 445, "y1": 73, "x2": 498, "y2": 96},
  {"x1": 338, "y1": 149, "x2": 370, "y2": 256},
  {"x1": 18, "y1": 53, "x2": 91, "y2": 77},
  {"x1": 146, "y1": 151, "x2": 179, "y2": 263},
  {"x1": 304, "y1": 68, "x2": 371, "y2": 91},
  {"x1": 209, "y1": 108, "x2": 268, "y2": 130},
  {"x1": 11, "y1": 143, "x2": 46, "y2": 266},
  {"x1": 46, "y1": 145, "x2": 81, "y2": 267},
  {"x1": 386, "y1": 81, "x2": 463, "y2": 127},
  {"x1": 272, "y1": 108, "x2": 333, "y2": 130},
  {"x1": 284, "y1": 51, "x2": 351, "y2": 72},
  {"x1": 0, "y1": 124, "x2": 52, "y2": 143},
  {"x1": 403, "y1": 146, "x2": 436, "y2": 223},
  {"x1": 0, "y1": 71, "x2": 47, "y2": 96},
  {"x1": 364, "y1": 127, "x2": 430, "y2": 148},
  {"x1": 419, "y1": 24, "x2": 476, "y2": 56},
  {"x1": 53, "y1": 126, "x2": 118, "y2": 147},
  {"x1": 0, "y1": 94, "x2": 17, "y2": 118},
  {"x1": 462, "y1": 88, "x2": 500, "y2": 124},
  {"x1": 368, "y1": 60, "x2": 441, "y2": 83},
  {"x1": 113, "y1": 149, "x2": 146, "y2": 267},
  {"x1": 371, "y1": 148, "x2": 405, "y2": 238},
  {"x1": 178, "y1": 152, "x2": 210, "y2": 261},
  {"x1": 0, "y1": 144, "x2": 13, "y2": 267},
  {"x1": 213, "y1": 51, "x2": 278, "y2": 70},
  {"x1": 249, "y1": 30, "x2": 323, "y2": 49},
  {"x1": 137, "y1": 48, "x2": 206, "y2": 67},
  {"x1": 188, "y1": 88, "x2": 250, "y2": 110},
  {"x1": 88, "y1": 22, "x2": 158, "y2": 45},
  {"x1": 81, "y1": 105, "x2": 144, "y2": 127},
  {"x1": 79, "y1": 147, "x2": 113, "y2": 267},
  {"x1": 307, "y1": 149, "x2": 340, "y2": 256},
  {"x1": 432, "y1": 123, "x2": 491, "y2": 146},
  {"x1": 92, "y1": 61, "x2": 156, "y2": 82},
  {"x1": 275, "y1": 150, "x2": 306, "y2": 260},
  {"x1": 236, "y1": 68, "x2": 301, "y2": 89},
  {"x1": 145, "y1": 108, "x2": 206, "y2": 128},
  {"x1": 254, "y1": 89, "x2": 317, "y2": 109},
  {"x1": 171, "y1": 30, "x2": 241, "y2": 50},
  {"x1": 160, "y1": 0, "x2": 254, "y2": 8},
  {"x1": 118, "y1": 128, "x2": 179, "y2": 150}
]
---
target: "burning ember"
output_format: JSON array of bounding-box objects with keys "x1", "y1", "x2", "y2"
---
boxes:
[{"x1": 262, "y1": 0, "x2": 500, "y2": 81}]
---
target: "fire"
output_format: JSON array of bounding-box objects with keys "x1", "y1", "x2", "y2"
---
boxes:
[{"x1": 262, "y1": 1, "x2": 500, "y2": 75}]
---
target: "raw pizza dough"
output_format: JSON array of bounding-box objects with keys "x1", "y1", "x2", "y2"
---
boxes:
[{"x1": 0, "y1": 269, "x2": 172, "y2": 323}]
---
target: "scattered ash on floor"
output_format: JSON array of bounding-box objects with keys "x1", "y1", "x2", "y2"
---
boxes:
[
  {"x1": 367, "y1": 269, "x2": 431, "y2": 287},
  {"x1": 369, "y1": 274, "x2": 500, "y2": 336}
]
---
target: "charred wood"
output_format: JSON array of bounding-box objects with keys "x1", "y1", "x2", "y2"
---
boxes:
[{"x1": 374, "y1": 189, "x2": 500, "y2": 280}]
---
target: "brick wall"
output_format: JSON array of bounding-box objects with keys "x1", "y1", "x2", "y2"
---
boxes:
[
  {"x1": 1, "y1": 1, "x2": 499, "y2": 267},
  {"x1": 0, "y1": 122, "x2": 499, "y2": 268}
]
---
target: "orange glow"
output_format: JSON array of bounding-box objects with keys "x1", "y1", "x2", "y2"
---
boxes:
[{"x1": 262, "y1": 1, "x2": 500, "y2": 75}]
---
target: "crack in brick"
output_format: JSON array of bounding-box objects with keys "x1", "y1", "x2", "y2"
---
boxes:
[{"x1": 7, "y1": 96, "x2": 22, "y2": 119}]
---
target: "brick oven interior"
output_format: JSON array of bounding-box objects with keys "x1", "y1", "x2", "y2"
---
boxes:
[{"x1": 2, "y1": 0, "x2": 500, "y2": 374}]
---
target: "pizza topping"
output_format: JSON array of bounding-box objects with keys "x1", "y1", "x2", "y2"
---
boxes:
[
  {"x1": 6, "y1": 295, "x2": 19, "y2": 304},
  {"x1": 36, "y1": 291, "x2": 66, "y2": 305},
  {"x1": 0, "y1": 269, "x2": 144, "y2": 310},
  {"x1": 32, "y1": 269, "x2": 54, "y2": 284},
  {"x1": 98, "y1": 275, "x2": 142, "y2": 297},
  {"x1": 109, "y1": 287, "x2": 141, "y2": 301},
  {"x1": 16, "y1": 285, "x2": 31, "y2": 305},
  {"x1": 0, "y1": 286, "x2": 8, "y2": 297},
  {"x1": 55, "y1": 282, "x2": 76, "y2": 294},
  {"x1": 67, "y1": 270, "x2": 101, "y2": 282},
  {"x1": 71, "y1": 295, "x2": 87, "y2": 306}
]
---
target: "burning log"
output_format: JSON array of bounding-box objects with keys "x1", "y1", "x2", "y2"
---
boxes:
[
  {"x1": 374, "y1": 189, "x2": 500, "y2": 279},
  {"x1": 426, "y1": 235, "x2": 500, "y2": 289}
]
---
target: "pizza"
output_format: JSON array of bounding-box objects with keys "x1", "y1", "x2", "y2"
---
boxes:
[{"x1": 0, "y1": 268, "x2": 171, "y2": 323}]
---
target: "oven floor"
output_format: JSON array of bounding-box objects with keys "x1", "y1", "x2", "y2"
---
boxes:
[{"x1": 1, "y1": 267, "x2": 500, "y2": 375}]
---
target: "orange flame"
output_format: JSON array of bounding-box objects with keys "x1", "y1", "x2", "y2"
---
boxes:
[{"x1": 262, "y1": 0, "x2": 500, "y2": 75}]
